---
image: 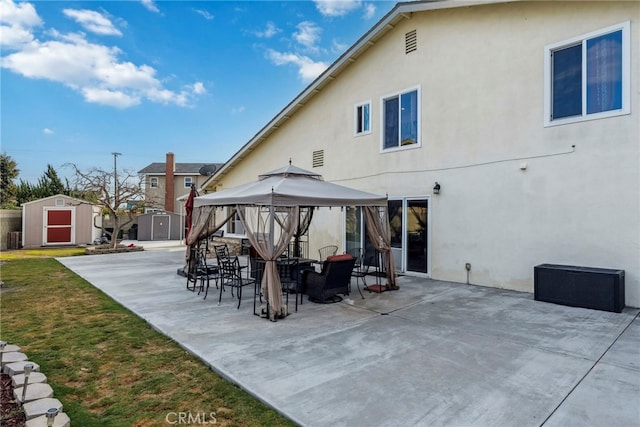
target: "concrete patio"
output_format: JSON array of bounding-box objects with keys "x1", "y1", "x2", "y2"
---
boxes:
[{"x1": 58, "y1": 241, "x2": 640, "y2": 427}]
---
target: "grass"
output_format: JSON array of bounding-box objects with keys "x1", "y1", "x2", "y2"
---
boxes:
[
  {"x1": 0, "y1": 252, "x2": 296, "y2": 427},
  {"x1": 0, "y1": 247, "x2": 86, "y2": 261}
]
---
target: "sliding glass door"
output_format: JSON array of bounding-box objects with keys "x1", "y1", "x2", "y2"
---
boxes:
[{"x1": 344, "y1": 197, "x2": 430, "y2": 276}]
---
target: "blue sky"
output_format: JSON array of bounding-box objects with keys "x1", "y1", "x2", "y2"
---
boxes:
[{"x1": 1, "y1": 0, "x2": 396, "y2": 183}]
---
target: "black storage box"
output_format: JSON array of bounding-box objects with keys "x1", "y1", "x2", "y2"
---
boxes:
[{"x1": 534, "y1": 264, "x2": 625, "y2": 313}]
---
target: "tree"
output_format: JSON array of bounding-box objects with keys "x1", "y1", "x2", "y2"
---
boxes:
[
  {"x1": 64, "y1": 162, "x2": 154, "y2": 248},
  {"x1": 0, "y1": 153, "x2": 19, "y2": 208},
  {"x1": 15, "y1": 164, "x2": 71, "y2": 205}
]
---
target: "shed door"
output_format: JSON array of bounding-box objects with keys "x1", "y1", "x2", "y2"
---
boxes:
[
  {"x1": 152, "y1": 215, "x2": 170, "y2": 240},
  {"x1": 45, "y1": 208, "x2": 73, "y2": 244}
]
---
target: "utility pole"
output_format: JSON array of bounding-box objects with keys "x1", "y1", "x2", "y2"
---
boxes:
[{"x1": 112, "y1": 152, "x2": 121, "y2": 207}]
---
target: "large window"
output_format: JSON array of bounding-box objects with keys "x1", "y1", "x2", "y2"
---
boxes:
[
  {"x1": 382, "y1": 87, "x2": 420, "y2": 151},
  {"x1": 545, "y1": 22, "x2": 629, "y2": 126},
  {"x1": 354, "y1": 101, "x2": 371, "y2": 136}
]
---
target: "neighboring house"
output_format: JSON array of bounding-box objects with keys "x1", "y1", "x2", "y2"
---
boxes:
[
  {"x1": 22, "y1": 194, "x2": 102, "y2": 248},
  {"x1": 138, "y1": 152, "x2": 223, "y2": 214},
  {"x1": 201, "y1": 1, "x2": 639, "y2": 307}
]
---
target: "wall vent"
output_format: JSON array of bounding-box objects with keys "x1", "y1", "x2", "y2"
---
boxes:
[
  {"x1": 55, "y1": 198, "x2": 65, "y2": 207},
  {"x1": 405, "y1": 30, "x2": 417, "y2": 54},
  {"x1": 312, "y1": 150, "x2": 324, "y2": 168}
]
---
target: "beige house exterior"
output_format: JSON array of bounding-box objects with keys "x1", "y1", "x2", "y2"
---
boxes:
[
  {"x1": 21, "y1": 194, "x2": 102, "y2": 248},
  {"x1": 202, "y1": 1, "x2": 639, "y2": 307}
]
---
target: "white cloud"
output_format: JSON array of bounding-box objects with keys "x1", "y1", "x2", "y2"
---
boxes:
[
  {"x1": 332, "y1": 39, "x2": 349, "y2": 54},
  {"x1": 82, "y1": 87, "x2": 141, "y2": 109},
  {"x1": 254, "y1": 22, "x2": 280, "y2": 39},
  {"x1": 313, "y1": 0, "x2": 362, "y2": 17},
  {"x1": 231, "y1": 106, "x2": 245, "y2": 115},
  {"x1": 0, "y1": 0, "x2": 41, "y2": 27},
  {"x1": 266, "y1": 49, "x2": 328, "y2": 83},
  {"x1": 43, "y1": 128, "x2": 54, "y2": 135},
  {"x1": 293, "y1": 21, "x2": 322, "y2": 53},
  {"x1": 63, "y1": 9, "x2": 122, "y2": 36},
  {"x1": 363, "y1": 3, "x2": 376, "y2": 20},
  {"x1": 141, "y1": 0, "x2": 159, "y2": 14},
  {"x1": 194, "y1": 9, "x2": 214, "y2": 20},
  {"x1": 192, "y1": 82, "x2": 206, "y2": 95},
  {"x1": 0, "y1": 0, "x2": 41, "y2": 49},
  {"x1": 1, "y1": 6, "x2": 203, "y2": 109}
]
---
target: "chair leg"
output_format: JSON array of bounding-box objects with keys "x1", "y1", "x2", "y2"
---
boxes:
[{"x1": 356, "y1": 276, "x2": 365, "y2": 299}]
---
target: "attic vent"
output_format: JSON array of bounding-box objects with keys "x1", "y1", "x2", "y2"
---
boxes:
[
  {"x1": 405, "y1": 29, "x2": 417, "y2": 54},
  {"x1": 55, "y1": 198, "x2": 65, "y2": 207},
  {"x1": 312, "y1": 150, "x2": 324, "y2": 168}
]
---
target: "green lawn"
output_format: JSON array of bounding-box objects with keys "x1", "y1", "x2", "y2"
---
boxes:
[{"x1": 0, "y1": 255, "x2": 295, "y2": 426}]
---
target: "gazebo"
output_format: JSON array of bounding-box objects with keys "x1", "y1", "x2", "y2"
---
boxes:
[{"x1": 187, "y1": 164, "x2": 397, "y2": 320}]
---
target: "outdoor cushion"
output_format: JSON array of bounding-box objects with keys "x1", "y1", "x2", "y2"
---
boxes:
[{"x1": 326, "y1": 254, "x2": 354, "y2": 262}]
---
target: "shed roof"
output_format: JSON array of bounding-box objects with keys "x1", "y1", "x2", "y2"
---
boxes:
[{"x1": 21, "y1": 194, "x2": 99, "y2": 207}]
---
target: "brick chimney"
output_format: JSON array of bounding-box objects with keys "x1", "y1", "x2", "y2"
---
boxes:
[{"x1": 165, "y1": 152, "x2": 175, "y2": 213}]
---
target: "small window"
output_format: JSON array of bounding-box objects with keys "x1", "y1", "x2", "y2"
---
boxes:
[
  {"x1": 381, "y1": 87, "x2": 420, "y2": 151},
  {"x1": 354, "y1": 101, "x2": 371, "y2": 136},
  {"x1": 55, "y1": 198, "x2": 65, "y2": 207},
  {"x1": 150, "y1": 177, "x2": 158, "y2": 188},
  {"x1": 545, "y1": 22, "x2": 629, "y2": 126},
  {"x1": 184, "y1": 177, "x2": 193, "y2": 188}
]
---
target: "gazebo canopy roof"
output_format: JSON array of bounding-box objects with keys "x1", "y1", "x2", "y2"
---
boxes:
[{"x1": 194, "y1": 165, "x2": 386, "y2": 208}]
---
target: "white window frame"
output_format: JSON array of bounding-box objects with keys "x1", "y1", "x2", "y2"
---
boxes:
[
  {"x1": 380, "y1": 85, "x2": 421, "y2": 152},
  {"x1": 226, "y1": 208, "x2": 246, "y2": 237},
  {"x1": 184, "y1": 177, "x2": 193, "y2": 188},
  {"x1": 544, "y1": 21, "x2": 630, "y2": 127},
  {"x1": 150, "y1": 177, "x2": 158, "y2": 188},
  {"x1": 354, "y1": 100, "x2": 372, "y2": 136}
]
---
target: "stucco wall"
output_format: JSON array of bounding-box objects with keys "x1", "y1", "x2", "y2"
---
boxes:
[{"x1": 207, "y1": 2, "x2": 640, "y2": 306}]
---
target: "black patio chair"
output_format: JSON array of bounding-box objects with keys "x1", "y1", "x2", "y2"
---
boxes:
[
  {"x1": 346, "y1": 248, "x2": 367, "y2": 299},
  {"x1": 218, "y1": 255, "x2": 254, "y2": 309},
  {"x1": 318, "y1": 245, "x2": 338, "y2": 262},
  {"x1": 303, "y1": 254, "x2": 356, "y2": 303}
]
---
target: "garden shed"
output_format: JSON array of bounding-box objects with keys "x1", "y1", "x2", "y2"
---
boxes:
[
  {"x1": 21, "y1": 194, "x2": 102, "y2": 248},
  {"x1": 136, "y1": 211, "x2": 182, "y2": 241}
]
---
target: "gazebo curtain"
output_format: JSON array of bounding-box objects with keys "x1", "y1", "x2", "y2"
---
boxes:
[
  {"x1": 187, "y1": 205, "x2": 236, "y2": 246},
  {"x1": 237, "y1": 205, "x2": 300, "y2": 320},
  {"x1": 364, "y1": 206, "x2": 397, "y2": 289}
]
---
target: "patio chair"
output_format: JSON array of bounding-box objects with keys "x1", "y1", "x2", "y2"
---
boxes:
[
  {"x1": 213, "y1": 243, "x2": 230, "y2": 259},
  {"x1": 186, "y1": 244, "x2": 219, "y2": 297},
  {"x1": 278, "y1": 258, "x2": 303, "y2": 312},
  {"x1": 303, "y1": 254, "x2": 356, "y2": 303},
  {"x1": 318, "y1": 245, "x2": 338, "y2": 262},
  {"x1": 218, "y1": 255, "x2": 254, "y2": 309},
  {"x1": 346, "y1": 248, "x2": 367, "y2": 299}
]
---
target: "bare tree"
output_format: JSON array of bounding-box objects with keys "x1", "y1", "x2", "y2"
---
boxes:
[{"x1": 64, "y1": 162, "x2": 159, "y2": 248}]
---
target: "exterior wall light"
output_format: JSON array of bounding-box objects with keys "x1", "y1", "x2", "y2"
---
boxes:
[{"x1": 433, "y1": 182, "x2": 441, "y2": 194}]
